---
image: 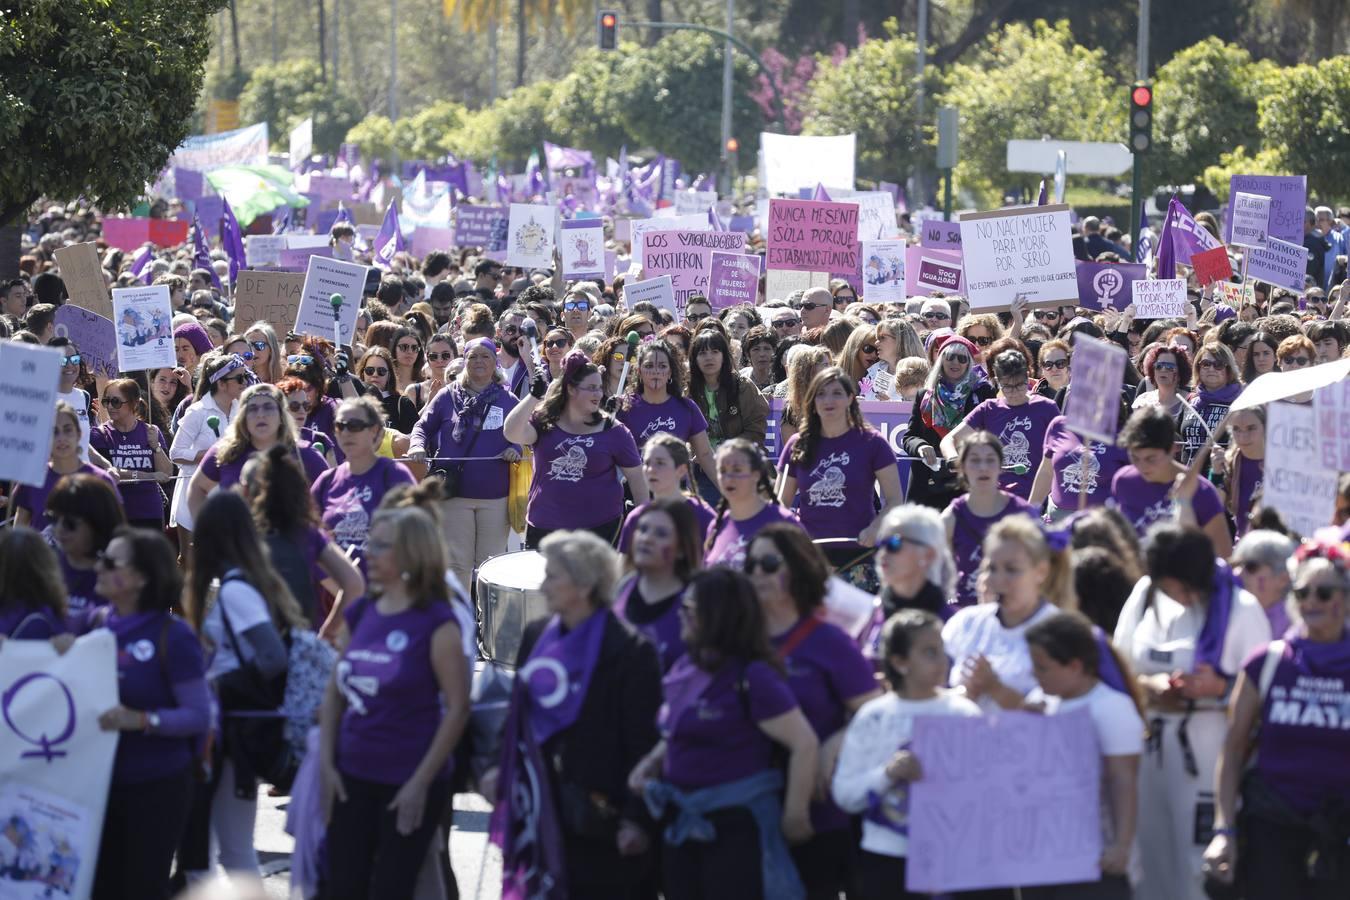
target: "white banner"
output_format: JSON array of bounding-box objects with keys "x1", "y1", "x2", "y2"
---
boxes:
[
  {"x1": 0, "y1": 632, "x2": 119, "y2": 900},
  {"x1": 169, "y1": 122, "x2": 270, "y2": 173},
  {"x1": 759, "y1": 132, "x2": 856, "y2": 195},
  {"x1": 959, "y1": 204, "x2": 1078, "y2": 309},
  {"x1": 1265, "y1": 401, "x2": 1338, "y2": 537},
  {"x1": 0, "y1": 343, "x2": 63, "y2": 488}
]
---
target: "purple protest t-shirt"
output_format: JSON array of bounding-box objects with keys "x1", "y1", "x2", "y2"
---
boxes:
[
  {"x1": 614, "y1": 576, "x2": 686, "y2": 672},
  {"x1": 963, "y1": 394, "x2": 1059, "y2": 500},
  {"x1": 410, "y1": 384, "x2": 520, "y2": 500},
  {"x1": 1243, "y1": 636, "x2": 1350, "y2": 814},
  {"x1": 1042, "y1": 416, "x2": 1130, "y2": 511},
  {"x1": 527, "y1": 421, "x2": 641, "y2": 530},
  {"x1": 947, "y1": 492, "x2": 1037, "y2": 606},
  {"x1": 337, "y1": 597, "x2": 459, "y2": 785},
  {"x1": 772, "y1": 618, "x2": 877, "y2": 832},
  {"x1": 199, "y1": 442, "x2": 329, "y2": 490},
  {"x1": 90, "y1": 420, "x2": 169, "y2": 521},
  {"x1": 659, "y1": 657, "x2": 798, "y2": 789},
  {"x1": 1234, "y1": 455, "x2": 1263, "y2": 539},
  {"x1": 106, "y1": 610, "x2": 206, "y2": 784},
  {"x1": 781, "y1": 427, "x2": 896, "y2": 541},
  {"x1": 59, "y1": 552, "x2": 107, "y2": 632},
  {"x1": 306, "y1": 396, "x2": 341, "y2": 462},
  {"x1": 312, "y1": 457, "x2": 416, "y2": 564},
  {"x1": 617, "y1": 496, "x2": 717, "y2": 554},
  {"x1": 619, "y1": 394, "x2": 709, "y2": 448},
  {"x1": 14, "y1": 464, "x2": 118, "y2": 532},
  {"x1": 704, "y1": 503, "x2": 803, "y2": 569},
  {"x1": 1110, "y1": 465, "x2": 1224, "y2": 538},
  {"x1": 0, "y1": 607, "x2": 66, "y2": 639}
]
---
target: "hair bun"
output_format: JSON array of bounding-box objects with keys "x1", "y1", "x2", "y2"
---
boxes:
[{"x1": 562, "y1": 349, "x2": 591, "y2": 381}]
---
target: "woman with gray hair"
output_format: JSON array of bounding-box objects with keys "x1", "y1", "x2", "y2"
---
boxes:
[
  {"x1": 861, "y1": 505, "x2": 959, "y2": 656},
  {"x1": 487, "y1": 530, "x2": 663, "y2": 898},
  {"x1": 1232, "y1": 529, "x2": 1297, "y2": 638}
]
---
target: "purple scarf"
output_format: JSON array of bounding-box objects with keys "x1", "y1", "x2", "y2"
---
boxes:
[
  {"x1": 1093, "y1": 626, "x2": 1129, "y2": 694},
  {"x1": 522, "y1": 610, "x2": 607, "y2": 744},
  {"x1": 1196, "y1": 559, "x2": 1240, "y2": 676},
  {"x1": 449, "y1": 381, "x2": 507, "y2": 444}
]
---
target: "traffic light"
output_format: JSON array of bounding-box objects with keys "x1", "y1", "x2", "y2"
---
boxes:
[
  {"x1": 598, "y1": 10, "x2": 618, "y2": 50},
  {"x1": 725, "y1": 137, "x2": 739, "y2": 155},
  {"x1": 1129, "y1": 81, "x2": 1153, "y2": 154}
]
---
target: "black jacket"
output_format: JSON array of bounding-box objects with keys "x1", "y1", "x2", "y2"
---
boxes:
[{"x1": 902, "y1": 382, "x2": 995, "y2": 509}]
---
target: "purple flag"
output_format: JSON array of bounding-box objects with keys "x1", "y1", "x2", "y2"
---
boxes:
[
  {"x1": 708, "y1": 205, "x2": 727, "y2": 232},
  {"x1": 811, "y1": 182, "x2": 832, "y2": 202},
  {"x1": 221, "y1": 197, "x2": 248, "y2": 285},
  {"x1": 373, "y1": 201, "x2": 405, "y2": 269},
  {"x1": 1157, "y1": 196, "x2": 1221, "y2": 278},
  {"x1": 1036, "y1": 180, "x2": 1048, "y2": 206},
  {"x1": 526, "y1": 151, "x2": 547, "y2": 199},
  {"x1": 490, "y1": 692, "x2": 569, "y2": 900},
  {"x1": 1134, "y1": 200, "x2": 1152, "y2": 264},
  {"x1": 272, "y1": 208, "x2": 291, "y2": 235},
  {"x1": 542, "y1": 141, "x2": 594, "y2": 171},
  {"x1": 128, "y1": 245, "x2": 155, "y2": 285},
  {"x1": 191, "y1": 214, "x2": 222, "y2": 292}
]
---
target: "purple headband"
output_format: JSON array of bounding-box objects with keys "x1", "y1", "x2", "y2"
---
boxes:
[
  {"x1": 465, "y1": 337, "x2": 498, "y2": 355},
  {"x1": 209, "y1": 354, "x2": 255, "y2": 385}
]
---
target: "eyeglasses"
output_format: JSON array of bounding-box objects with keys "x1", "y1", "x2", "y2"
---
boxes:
[
  {"x1": 880, "y1": 533, "x2": 927, "y2": 554},
  {"x1": 287, "y1": 354, "x2": 314, "y2": 366},
  {"x1": 834, "y1": 295, "x2": 855, "y2": 305},
  {"x1": 772, "y1": 318, "x2": 800, "y2": 328},
  {"x1": 1153, "y1": 361, "x2": 1178, "y2": 372},
  {"x1": 544, "y1": 338, "x2": 572, "y2": 349},
  {"x1": 968, "y1": 335, "x2": 992, "y2": 347},
  {"x1": 1042, "y1": 358, "x2": 1070, "y2": 371},
  {"x1": 998, "y1": 379, "x2": 1029, "y2": 392},
  {"x1": 564, "y1": 301, "x2": 590, "y2": 311},
  {"x1": 362, "y1": 366, "x2": 389, "y2": 378},
  {"x1": 1198, "y1": 359, "x2": 1225, "y2": 371},
  {"x1": 500, "y1": 325, "x2": 519, "y2": 335},
  {"x1": 861, "y1": 344, "x2": 878, "y2": 355},
  {"x1": 62, "y1": 354, "x2": 82, "y2": 368},
  {"x1": 946, "y1": 354, "x2": 970, "y2": 365},
  {"x1": 396, "y1": 342, "x2": 420, "y2": 353},
  {"x1": 799, "y1": 302, "x2": 823, "y2": 311},
  {"x1": 426, "y1": 351, "x2": 454, "y2": 362},
  {"x1": 686, "y1": 312, "x2": 709, "y2": 323},
  {"x1": 94, "y1": 551, "x2": 129, "y2": 571},
  {"x1": 1293, "y1": 584, "x2": 1342, "y2": 603},
  {"x1": 101, "y1": 396, "x2": 126, "y2": 409},
  {"x1": 286, "y1": 398, "x2": 312, "y2": 413},
  {"x1": 1034, "y1": 310, "x2": 1061, "y2": 320},
  {"x1": 334, "y1": 420, "x2": 377, "y2": 432},
  {"x1": 249, "y1": 340, "x2": 268, "y2": 352},
  {"x1": 743, "y1": 554, "x2": 784, "y2": 575},
  {"x1": 1283, "y1": 356, "x2": 1312, "y2": 367}
]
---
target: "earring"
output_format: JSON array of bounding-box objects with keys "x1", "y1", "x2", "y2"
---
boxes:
[{"x1": 401, "y1": 571, "x2": 411, "y2": 582}]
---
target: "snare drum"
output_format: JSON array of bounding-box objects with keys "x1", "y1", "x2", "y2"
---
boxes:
[{"x1": 476, "y1": 550, "x2": 548, "y2": 665}]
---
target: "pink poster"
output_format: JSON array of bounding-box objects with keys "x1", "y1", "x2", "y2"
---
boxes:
[
  {"x1": 641, "y1": 229, "x2": 746, "y2": 313},
  {"x1": 764, "y1": 199, "x2": 859, "y2": 275}
]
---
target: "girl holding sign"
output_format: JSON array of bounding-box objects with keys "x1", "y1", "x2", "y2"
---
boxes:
[{"x1": 92, "y1": 378, "x2": 172, "y2": 531}]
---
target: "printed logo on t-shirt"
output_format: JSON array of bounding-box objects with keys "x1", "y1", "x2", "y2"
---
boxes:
[
  {"x1": 997, "y1": 415, "x2": 1034, "y2": 471},
  {"x1": 1059, "y1": 446, "x2": 1102, "y2": 495},
  {"x1": 386, "y1": 630, "x2": 409, "y2": 652},
  {"x1": 548, "y1": 435, "x2": 594, "y2": 482},
  {"x1": 1134, "y1": 499, "x2": 1175, "y2": 533},
  {"x1": 639, "y1": 415, "x2": 678, "y2": 442},
  {"x1": 806, "y1": 452, "x2": 851, "y2": 508},
  {"x1": 336, "y1": 659, "x2": 380, "y2": 714},
  {"x1": 130, "y1": 639, "x2": 155, "y2": 662},
  {"x1": 1268, "y1": 675, "x2": 1350, "y2": 728},
  {"x1": 329, "y1": 484, "x2": 375, "y2": 549}
]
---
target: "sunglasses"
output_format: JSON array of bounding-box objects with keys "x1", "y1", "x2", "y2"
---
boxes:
[
  {"x1": 287, "y1": 354, "x2": 314, "y2": 366},
  {"x1": 834, "y1": 295, "x2": 855, "y2": 305},
  {"x1": 62, "y1": 354, "x2": 82, "y2": 367},
  {"x1": 426, "y1": 351, "x2": 454, "y2": 362},
  {"x1": 363, "y1": 366, "x2": 389, "y2": 377},
  {"x1": 396, "y1": 342, "x2": 420, "y2": 353},
  {"x1": 1153, "y1": 361, "x2": 1178, "y2": 372},
  {"x1": 773, "y1": 318, "x2": 800, "y2": 328},
  {"x1": 564, "y1": 301, "x2": 590, "y2": 311},
  {"x1": 861, "y1": 344, "x2": 878, "y2": 355},
  {"x1": 1293, "y1": 584, "x2": 1342, "y2": 603},
  {"x1": 880, "y1": 533, "x2": 927, "y2": 554},
  {"x1": 545, "y1": 338, "x2": 572, "y2": 349},
  {"x1": 94, "y1": 550, "x2": 128, "y2": 570},
  {"x1": 1283, "y1": 356, "x2": 1311, "y2": 367},
  {"x1": 946, "y1": 354, "x2": 970, "y2": 365},
  {"x1": 334, "y1": 420, "x2": 377, "y2": 433},
  {"x1": 249, "y1": 340, "x2": 268, "y2": 352},
  {"x1": 101, "y1": 396, "x2": 126, "y2": 409},
  {"x1": 1041, "y1": 358, "x2": 1070, "y2": 371},
  {"x1": 968, "y1": 335, "x2": 992, "y2": 347},
  {"x1": 1197, "y1": 359, "x2": 1225, "y2": 370},
  {"x1": 286, "y1": 398, "x2": 312, "y2": 413},
  {"x1": 743, "y1": 554, "x2": 784, "y2": 575},
  {"x1": 686, "y1": 312, "x2": 709, "y2": 322},
  {"x1": 1033, "y1": 310, "x2": 1061, "y2": 320}
]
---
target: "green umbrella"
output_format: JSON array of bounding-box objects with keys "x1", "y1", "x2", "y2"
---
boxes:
[{"x1": 204, "y1": 164, "x2": 311, "y2": 225}]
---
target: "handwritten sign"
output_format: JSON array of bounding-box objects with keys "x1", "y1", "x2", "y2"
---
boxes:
[
  {"x1": 1075, "y1": 261, "x2": 1145, "y2": 311},
  {"x1": 673, "y1": 190, "x2": 718, "y2": 217},
  {"x1": 1225, "y1": 175, "x2": 1306, "y2": 246},
  {"x1": 1131, "y1": 278, "x2": 1188, "y2": 319},
  {"x1": 1314, "y1": 380, "x2": 1350, "y2": 472},
  {"x1": 53, "y1": 306, "x2": 117, "y2": 380},
  {"x1": 765, "y1": 199, "x2": 860, "y2": 275},
  {"x1": 861, "y1": 240, "x2": 907, "y2": 302},
  {"x1": 53, "y1": 243, "x2": 114, "y2": 321},
  {"x1": 623, "y1": 275, "x2": 677, "y2": 319},
  {"x1": 904, "y1": 246, "x2": 963, "y2": 298},
  {"x1": 706, "y1": 252, "x2": 762, "y2": 309},
  {"x1": 959, "y1": 204, "x2": 1077, "y2": 310},
  {"x1": 1265, "y1": 401, "x2": 1337, "y2": 537},
  {"x1": 641, "y1": 230, "x2": 747, "y2": 313},
  {"x1": 764, "y1": 269, "x2": 828, "y2": 303},
  {"x1": 1246, "y1": 236, "x2": 1308, "y2": 293},
  {"x1": 907, "y1": 710, "x2": 1102, "y2": 893},
  {"x1": 1191, "y1": 246, "x2": 1234, "y2": 287},
  {"x1": 244, "y1": 235, "x2": 286, "y2": 268},
  {"x1": 1230, "y1": 192, "x2": 1272, "y2": 248},
  {"x1": 232, "y1": 270, "x2": 304, "y2": 337},
  {"x1": 920, "y1": 219, "x2": 962, "y2": 251},
  {"x1": 454, "y1": 205, "x2": 509, "y2": 251},
  {"x1": 1064, "y1": 333, "x2": 1127, "y2": 443},
  {"x1": 504, "y1": 203, "x2": 556, "y2": 269},
  {"x1": 629, "y1": 214, "x2": 711, "y2": 253},
  {"x1": 560, "y1": 218, "x2": 606, "y2": 280},
  {"x1": 111, "y1": 285, "x2": 175, "y2": 372},
  {"x1": 295, "y1": 256, "x2": 368, "y2": 343},
  {"x1": 0, "y1": 343, "x2": 63, "y2": 487},
  {"x1": 849, "y1": 191, "x2": 900, "y2": 241}
]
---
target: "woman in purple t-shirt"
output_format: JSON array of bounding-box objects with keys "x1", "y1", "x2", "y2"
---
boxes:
[
  {"x1": 47, "y1": 474, "x2": 126, "y2": 630},
  {"x1": 747, "y1": 524, "x2": 881, "y2": 899},
  {"x1": 1030, "y1": 414, "x2": 1131, "y2": 523},
  {"x1": 0, "y1": 527, "x2": 70, "y2": 639},
  {"x1": 505, "y1": 350, "x2": 647, "y2": 548},
  {"x1": 618, "y1": 433, "x2": 717, "y2": 553},
  {"x1": 12, "y1": 400, "x2": 119, "y2": 531},
  {"x1": 92, "y1": 377, "x2": 173, "y2": 530},
  {"x1": 942, "y1": 432, "x2": 1036, "y2": 607},
  {"x1": 628, "y1": 568, "x2": 820, "y2": 900},
  {"x1": 1211, "y1": 407, "x2": 1265, "y2": 540},
  {"x1": 616, "y1": 496, "x2": 705, "y2": 672},
  {"x1": 704, "y1": 438, "x2": 802, "y2": 568},
  {"x1": 618, "y1": 338, "x2": 719, "y2": 486}
]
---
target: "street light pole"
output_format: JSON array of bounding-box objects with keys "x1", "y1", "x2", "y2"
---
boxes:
[
  {"x1": 719, "y1": 0, "x2": 734, "y2": 195},
  {"x1": 1131, "y1": 0, "x2": 1150, "y2": 239}
]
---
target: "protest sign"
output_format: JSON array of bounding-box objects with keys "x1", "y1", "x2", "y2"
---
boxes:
[
  {"x1": 276, "y1": 245, "x2": 334, "y2": 271},
  {"x1": 907, "y1": 710, "x2": 1102, "y2": 893},
  {"x1": 100, "y1": 217, "x2": 190, "y2": 253},
  {"x1": 111, "y1": 285, "x2": 175, "y2": 372},
  {"x1": 1131, "y1": 278, "x2": 1188, "y2": 319},
  {"x1": 233, "y1": 270, "x2": 304, "y2": 337},
  {"x1": 706, "y1": 252, "x2": 762, "y2": 310},
  {"x1": 53, "y1": 306, "x2": 117, "y2": 380},
  {"x1": 289, "y1": 116, "x2": 313, "y2": 168},
  {"x1": 1233, "y1": 359, "x2": 1350, "y2": 413},
  {"x1": 0, "y1": 632, "x2": 119, "y2": 900},
  {"x1": 505, "y1": 204, "x2": 556, "y2": 269},
  {"x1": 1246, "y1": 236, "x2": 1308, "y2": 293},
  {"x1": 53, "y1": 243, "x2": 114, "y2": 321},
  {"x1": 760, "y1": 132, "x2": 856, "y2": 194},
  {"x1": 170, "y1": 121, "x2": 270, "y2": 171},
  {"x1": 920, "y1": 219, "x2": 962, "y2": 251},
  {"x1": 1230, "y1": 192, "x2": 1271, "y2": 248},
  {"x1": 673, "y1": 190, "x2": 718, "y2": 217},
  {"x1": 917, "y1": 254, "x2": 963, "y2": 294},
  {"x1": 623, "y1": 275, "x2": 677, "y2": 319},
  {"x1": 1074, "y1": 261, "x2": 1145, "y2": 311},
  {"x1": 0, "y1": 343, "x2": 63, "y2": 487},
  {"x1": 765, "y1": 199, "x2": 860, "y2": 276},
  {"x1": 1191, "y1": 246, "x2": 1234, "y2": 287},
  {"x1": 1225, "y1": 175, "x2": 1306, "y2": 246},
  {"x1": 642, "y1": 230, "x2": 747, "y2": 313},
  {"x1": 295, "y1": 256, "x2": 367, "y2": 343},
  {"x1": 1064, "y1": 333, "x2": 1127, "y2": 444},
  {"x1": 454, "y1": 205, "x2": 509, "y2": 251},
  {"x1": 1265, "y1": 401, "x2": 1337, "y2": 537},
  {"x1": 410, "y1": 226, "x2": 456, "y2": 259},
  {"x1": 1314, "y1": 380, "x2": 1350, "y2": 472},
  {"x1": 960, "y1": 204, "x2": 1077, "y2": 309},
  {"x1": 629, "y1": 214, "x2": 711, "y2": 253},
  {"x1": 559, "y1": 218, "x2": 607, "y2": 280},
  {"x1": 244, "y1": 234, "x2": 286, "y2": 268},
  {"x1": 765, "y1": 269, "x2": 829, "y2": 303},
  {"x1": 904, "y1": 246, "x2": 963, "y2": 297},
  {"x1": 861, "y1": 240, "x2": 907, "y2": 302},
  {"x1": 849, "y1": 192, "x2": 899, "y2": 241}
]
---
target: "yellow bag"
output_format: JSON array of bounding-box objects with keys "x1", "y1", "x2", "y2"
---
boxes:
[{"x1": 508, "y1": 448, "x2": 532, "y2": 533}]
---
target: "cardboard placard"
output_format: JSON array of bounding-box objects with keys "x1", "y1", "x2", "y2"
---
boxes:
[
  {"x1": 111, "y1": 285, "x2": 175, "y2": 372},
  {"x1": 1229, "y1": 192, "x2": 1271, "y2": 248},
  {"x1": 560, "y1": 218, "x2": 606, "y2": 280},
  {"x1": 920, "y1": 219, "x2": 962, "y2": 251},
  {"x1": 1064, "y1": 333, "x2": 1127, "y2": 443},
  {"x1": 1224, "y1": 175, "x2": 1306, "y2": 246},
  {"x1": 1265, "y1": 401, "x2": 1337, "y2": 538},
  {"x1": 454, "y1": 205, "x2": 509, "y2": 251},
  {"x1": 1190, "y1": 246, "x2": 1234, "y2": 287},
  {"x1": 1314, "y1": 380, "x2": 1350, "y2": 472},
  {"x1": 232, "y1": 270, "x2": 305, "y2": 337},
  {"x1": 622, "y1": 275, "x2": 677, "y2": 318},
  {"x1": 641, "y1": 229, "x2": 747, "y2": 314},
  {"x1": 1075, "y1": 261, "x2": 1145, "y2": 311},
  {"x1": 764, "y1": 269, "x2": 829, "y2": 303},
  {"x1": 0, "y1": 343, "x2": 64, "y2": 487},
  {"x1": 706, "y1": 252, "x2": 762, "y2": 310},
  {"x1": 52, "y1": 305, "x2": 117, "y2": 380},
  {"x1": 1131, "y1": 278, "x2": 1188, "y2": 319},
  {"x1": 860, "y1": 240, "x2": 907, "y2": 302},
  {"x1": 904, "y1": 246, "x2": 963, "y2": 298},
  {"x1": 53, "y1": 243, "x2": 114, "y2": 321},
  {"x1": 1246, "y1": 236, "x2": 1308, "y2": 293},
  {"x1": 504, "y1": 203, "x2": 556, "y2": 269},
  {"x1": 244, "y1": 235, "x2": 286, "y2": 268},
  {"x1": 100, "y1": 217, "x2": 190, "y2": 253},
  {"x1": 959, "y1": 204, "x2": 1077, "y2": 309},
  {"x1": 765, "y1": 199, "x2": 860, "y2": 275}
]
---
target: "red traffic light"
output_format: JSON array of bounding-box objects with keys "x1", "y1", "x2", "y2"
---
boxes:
[
  {"x1": 1132, "y1": 85, "x2": 1152, "y2": 107},
  {"x1": 725, "y1": 138, "x2": 739, "y2": 153},
  {"x1": 601, "y1": 13, "x2": 615, "y2": 26}
]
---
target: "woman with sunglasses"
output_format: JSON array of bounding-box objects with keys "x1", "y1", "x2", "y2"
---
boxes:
[
  {"x1": 1035, "y1": 339, "x2": 1072, "y2": 402},
  {"x1": 540, "y1": 327, "x2": 574, "y2": 382},
  {"x1": 312, "y1": 396, "x2": 416, "y2": 572},
  {"x1": 1114, "y1": 524, "x2": 1270, "y2": 900},
  {"x1": 746, "y1": 524, "x2": 880, "y2": 899},
  {"x1": 956, "y1": 313, "x2": 1003, "y2": 368},
  {"x1": 871, "y1": 504, "x2": 959, "y2": 629},
  {"x1": 51, "y1": 337, "x2": 95, "y2": 462},
  {"x1": 404, "y1": 333, "x2": 457, "y2": 412},
  {"x1": 239, "y1": 321, "x2": 283, "y2": 384},
  {"x1": 277, "y1": 376, "x2": 337, "y2": 466},
  {"x1": 778, "y1": 368, "x2": 902, "y2": 558},
  {"x1": 1211, "y1": 406, "x2": 1266, "y2": 540},
  {"x1": 904, "y1": 335, "x2": 994, "y2": 511},
  {"x1": 1275, "y1": 335, "x2": 1318, "y2": 400},
  {"x1": 628, "y1": 567, "x2": 819, "y2": 900},
  {"x1": 168, "y1": 354, "x2": 246, "y2": 544},
  {"x1": 705, "y1": 438, "x2": 802, "y2": 569},
  {"x1": 615, "y1": 495, "x2": 705, "y2": 672},
  {"x1": 619, "y1": 338, "x2": 720, "y2": 484},
  {"x1": 45, "y1": 472, "x2": 126, "y2": 629},
  {"x1": 1204, "y1": 540, "x2": 1350, "y2": 899},
  {"x1": 355, "y1": 345, "x2": 417, "y2": 435},
  {"x1": 408, "y1": 338, "x2": 519, "y2": 591},
  {"x1": 618, "y1": 433, "x2": 717, "y2": 553},
  {"x1": 11, "y1": 400, "x2": 118, "y2": 531},
  {"x1": 1133, "y1": 342, "x2": 1195, "y2": 423},
  {"x1": 839, "y1": 325, "x2": 882, "y2": 396},
  {"x1": 390, "y1": 326, "x2": 425, "y2": 393},
  {"x1": 92, "y1": 378, "x2": 173, "y2": 531},
  {"x1": 87, "y1": 526, "x2": 210, "y2": 900}
]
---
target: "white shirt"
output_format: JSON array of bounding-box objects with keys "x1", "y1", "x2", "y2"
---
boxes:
[
  {"x1": 168, "y1": 393, "x2": 234, "y2": 529},
  {"x1": 943, "y1": 602, "x2": 1059, "y2": 712},
  {"x1": 203, "y1": 575, "x2": 272, "y2": 680},
  {"x1": 57, "y1": 387, "x2": 91, "y2": 462},
  {"x1": 832, "y1": 691, "x2": 981, "y2": 857}
]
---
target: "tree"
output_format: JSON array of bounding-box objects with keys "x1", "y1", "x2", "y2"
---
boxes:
[
  {"x1": 1255, "y1": 57, "x2": 1350, "y2": 202},
  {"x1": 238, "y1": 59, "x2": 364, "y2": 155},
  {"x1": 451, "y1": 80, "x2": 560, "y2": 166},
  {"x1": 0, "y1": 0, "x2": 227, "y2": 237},
  {"x1": 937, "y1": 20, "x2": 1122, "y2": 208},
  {"x1": 344, "y1": 114, "x2": 405, "y2": 163},
  {"x1": 404, "y1": 100, "x2": 471, "y2": 160},
  {"x1": 547, "y1": 51, "x2": 629, "y2": 156}
]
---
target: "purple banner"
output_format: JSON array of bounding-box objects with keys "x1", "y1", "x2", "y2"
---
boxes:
[
  {"x1": 919, "y1": 219, "x2": 962, "y2": 251},
  {"x1": 173, "y1": 168, "x2": 206, "y2": 201},
  {"x1": 707, "y1": 251, "x2": 761, "y2": 309},
  {"x1": 276, "y1": 245, "x2": 334, "y2": 272},
  {"x1": 53, "y1": 305, "x2": 118, "y2": 379},
  {"x1": 455, "y1": 205, "x2": 509, "y2": 250},
  {"x1": 917, "y1": 255, "x2": 962, "y2": 293},
  {"x1": 1074, "y1": 260, "x2": 1146, "y2": 312},
  {"x1": 1224, "y1": 175, "x2": 1306, "y2": 246}
]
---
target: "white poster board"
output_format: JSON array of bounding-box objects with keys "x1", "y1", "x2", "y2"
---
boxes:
[
  {"x1": 959, "y1": 204, "x2": 1077, "y2": 309},
  {"x1": 1246, "y1": 236, "x2": 1308, "y2": 293},
  {"x1": 1131, "y1": 278, "x2": 1188, "y2": 319},
  {"x1": 622, "y1": 275, "x2": 677, "y2": 318},
  {"x1": 244, "y1": 235, "x2": 286, "y2": 268},
  {"x1": 0, "y1": 632, "x2": 119, "y2": 900},
  {"x1": 111, "y1": 284, "x2": 175, "y2": 372},
  {"x1": 1265, "y1": 401, "x2": 1337, "y2": 537},
  {"x1": 295, "y1": 255, "x2": 367, "y2": 343},
  {"x1": 861, "y1": 240, "x2": 907, "y2": 302},
  {"x1": 764, "y1": 268, "x2": 828, "y2": 303},
  {"x1": 559, "y1": 218, "x2": 606, "y2": 280},
  {"x1": 759, "y1": 132, "x2": 856, "y2": 195},
  {"x1": 673, "y1": 190, "x2": 718, "y2": 217},
  {"x1": 629, "y1": 214, "x2": 711, "y2": 253},
  {"x1": 0, "y1": 343, "x2": 63, "y2": 488},
  {"x1": 850, "y1": 191, "x2": 900, "y2": 241},
  {"x1": 504, "y1": 203, "x2": 557, "y2": 269},
  {"x1": 1229, "y1": 192, "x2": 1271, "y2": 249}
]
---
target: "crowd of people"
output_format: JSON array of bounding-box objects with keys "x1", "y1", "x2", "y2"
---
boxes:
[{"x1": 1, "y1": 198, "x2": 1349, "y2": 900}]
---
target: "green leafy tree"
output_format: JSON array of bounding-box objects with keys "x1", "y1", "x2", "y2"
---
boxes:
[
  {"x1": 547, "y1": 51, "x2": 629, "y2": 156},
  {"x1": 1199, "y1": 146, "x2": 1291, "y2": 204},
  {"x1": 238, "y1": 59, "x2": 364, "y2": 156},
  {"x1": 1257, "y1": 57, "x2": 1350, "y2": 202},
  {"x1": 343, "y1": 114, "x2": 404, "y2": 163},
  {"x1": 452, "y1": 80, "x2": 560, "y2": 166},
  {"x1": 405, "y1": 100, "x2": 471, "y2": 160},
  {"x1": 937, "y1": 20, "x2": 1122, "y2": 208}
]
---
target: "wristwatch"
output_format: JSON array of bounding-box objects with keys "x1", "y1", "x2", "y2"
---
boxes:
[{"x1": 145, "y1": 711, "x2": 161, "y2": 733}]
